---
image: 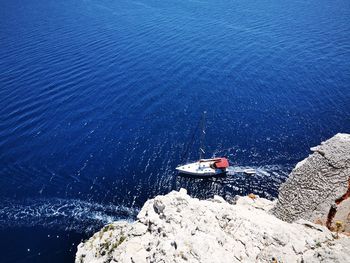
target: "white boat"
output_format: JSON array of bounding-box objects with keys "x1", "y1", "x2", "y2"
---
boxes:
[
  {"x1": 176, "y1": 112, "x2": 229, "y2": 177},
  {"x1": 176, "y1": 158, "x2": 229, "y2": 176}
]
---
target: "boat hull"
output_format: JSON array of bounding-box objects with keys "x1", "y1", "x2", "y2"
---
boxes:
[{"x1": 176, "y1": 161, "x2": 227, "y2": 177}]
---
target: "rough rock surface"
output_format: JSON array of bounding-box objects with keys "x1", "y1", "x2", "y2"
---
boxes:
[
  {"x1": 76, "y1": 189, "x2": 350, "y2": 263},
  {"x1": 272, "y1": 133, "x2": 350, "y2": 230}
]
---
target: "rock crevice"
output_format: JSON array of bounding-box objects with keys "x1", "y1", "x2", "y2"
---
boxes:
[{"x1": 326, "y1": 177, "x2": 350, "y2": 230}]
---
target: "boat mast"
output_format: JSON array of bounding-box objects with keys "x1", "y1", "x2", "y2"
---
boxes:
[{"x1": 199, "y1": 111, "x2": 206, "y2": 160}]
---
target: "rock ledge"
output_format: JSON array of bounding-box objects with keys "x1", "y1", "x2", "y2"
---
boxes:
[{"x1": 76, "y1": 189, "x2": 350, "y2": 263}]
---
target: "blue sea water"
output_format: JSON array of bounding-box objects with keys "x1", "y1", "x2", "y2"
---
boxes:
[{"x1": 0, "y1": 0, "x2": 349, "y2": 262}]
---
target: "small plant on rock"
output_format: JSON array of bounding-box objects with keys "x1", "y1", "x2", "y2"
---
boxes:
[
  {"x1": 248, "y1": 193, "x2": 256, "y2": 200},
  {"x1": 335, "y1": 221, "x2": 343, "y2": 238}
]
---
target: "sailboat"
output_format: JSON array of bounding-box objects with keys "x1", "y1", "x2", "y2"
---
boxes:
[{"x1": 176, "y1": 112, "x2": 229, "y2": 176}]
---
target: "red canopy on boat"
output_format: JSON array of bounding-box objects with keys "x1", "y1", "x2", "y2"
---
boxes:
[{"x1": 214, "y1": 158, "x2": 229, "y2": 169}]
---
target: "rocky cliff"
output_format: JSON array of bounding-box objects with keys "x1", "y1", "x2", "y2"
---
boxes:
[
  {"x1": 76, "y1": 189, "x2": 350, "y2": 263},
  {"x1": 272, "y1": 133, "x2": 350, "y2": 232},
  {"x1": 76, "y1": 134, "x2": 350, "y2": 263}
]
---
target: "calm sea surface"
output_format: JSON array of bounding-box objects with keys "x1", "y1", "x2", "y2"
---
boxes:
[{"x1": 0, "y1": 0, "x2": 349, "y2": 262}]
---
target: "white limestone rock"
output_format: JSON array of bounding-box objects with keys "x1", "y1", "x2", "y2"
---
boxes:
[
  {"x1": 76, "y1": 189, "x2": 350, "y2": 263},
  {"x1": 272, "y1": 133, "x2": 350, "y2": 224}
]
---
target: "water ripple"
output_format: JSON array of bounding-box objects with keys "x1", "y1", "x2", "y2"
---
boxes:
[{"x1": 0, "y1": 198, "x2": 138, "y2": 233}]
